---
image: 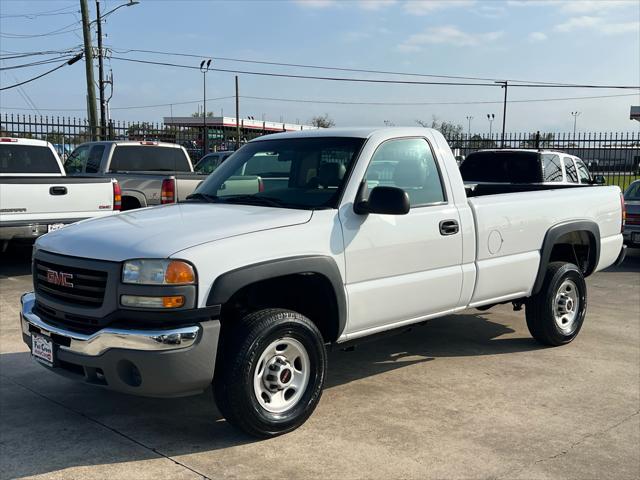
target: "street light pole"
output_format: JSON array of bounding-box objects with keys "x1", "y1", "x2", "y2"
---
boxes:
[
  {"x1": 487, "y1": 113, "x2": 495, "y2": 138},
  {"x1": 571, "y1": 111, "x2": 581, "y2": 136},
  {"x1": 465, "y1": 116, "x2": 473, "y2": 138},
  {"x1": 200, "y1": 59, "x2": 212, "y2": 157}
]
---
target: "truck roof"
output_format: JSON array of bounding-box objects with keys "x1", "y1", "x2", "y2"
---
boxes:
[
  {"x1": 249, "y1": 127, "x2": 440, "y2": 141},
  {"x1": 0, "y1": 137, "x2": 53, "y2": 147},
  {"x1": 79, "y1": 140, "x2": 184, "y2": 148},
  {"x1": 472, "y1": 149, "x2": 577, "y2": 156}
]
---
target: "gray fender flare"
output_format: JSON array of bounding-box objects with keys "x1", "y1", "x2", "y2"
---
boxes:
[{"x1": 121, "y1": 190, "x2": 147, "y2": 208}]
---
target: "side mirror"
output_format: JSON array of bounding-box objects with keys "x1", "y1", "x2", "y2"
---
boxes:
[
  {"x1": 354, "y1": 186, "x2": 410, "y2": 215},
  {"x1": 592, "y1": 175, "x2": 606, "y2": 185}
]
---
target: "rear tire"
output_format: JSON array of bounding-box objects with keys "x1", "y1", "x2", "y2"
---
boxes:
[
  {"x1": 526, "y1": 262, "x2": 587, "y2": 346},
  {"x1": 213, "y1": 308, "x2": 326, "y2": 438}
]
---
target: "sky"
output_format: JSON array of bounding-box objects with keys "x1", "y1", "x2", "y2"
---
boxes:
[{"x1": 1, "y1": 0, "x2": 639, "y2": 133}]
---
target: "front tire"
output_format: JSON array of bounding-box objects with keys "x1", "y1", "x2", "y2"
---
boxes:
[
  {"x1": 526, "y1": 262, "x2": 587, "y2": 346},
  {"x1": 214, "y1": 308, "x2": 326, "y2": 438}
]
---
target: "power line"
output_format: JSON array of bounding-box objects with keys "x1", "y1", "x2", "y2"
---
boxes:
[
  {"x1": 1, "y1": 92, "x2": 636, "y2": 113},
  {"x1": 0, "y1": 53, "x2": 83, "y2": 91},
  {"x1": 0, "y1": 47, "x2": 81, "y2": 61},
  {"x1": 109, "y1": 56, "x2": 502, "y2": 87},
  {"x1": 109, "y1": 56, "x2": 640, "y2": 90},
  {"x1": 0, "y1": 55, "x2": 77, "y2": 71},
  {"x1": 0, "y1": 21, "x2": 81, "y2": 39},
  {"x1": 0, "y1": 4, "x2": 78, "y2": 19},
  {"x1": 109, "y1": 46, "x2": 639, "y2": 88}
]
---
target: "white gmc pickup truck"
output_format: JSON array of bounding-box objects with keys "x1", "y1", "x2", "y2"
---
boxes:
[
  {"x1": 20, "y1": 128, "x2": 626, "y2": 437},
  {"x1": 0, "y1": 138, "x2": 120, "y2": 250}
]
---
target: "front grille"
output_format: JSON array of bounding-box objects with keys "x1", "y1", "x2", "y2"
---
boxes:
[
  {"x1": 34, "y1": 259, "x2": 108, "y2": 308},
  {"x1": 33, "y1": 303, "x2": 102, "y2": 335}
]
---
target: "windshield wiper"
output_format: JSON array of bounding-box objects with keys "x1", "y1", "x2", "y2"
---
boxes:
[
  {"x1": 222, "y1": 195, "x2": 287, "y2": 208},
  {"x1": 185, "y1": 192, "x2": 219, "y2": 203}
]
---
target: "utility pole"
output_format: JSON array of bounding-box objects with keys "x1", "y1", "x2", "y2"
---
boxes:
[
  {"x1": 96, "y1": 0, "x2": 106, "y2": 139},
  {"x1": 465, "y1": 116, "x2": 473, "y2": 138},
  {"x1": 200, "y1": 59, "x2": 211, "y2": 157},
  {"x1": 80, "y1": 0, "x2": 98, "y2": 140},
  {"x1": 496, "y1": 81, "x2": 508, "y2": 148},
  {"x1": 235, "y1": 75, "x2": 240, "y2": 150},
  {"x1": 571, "y1": 111, "x2": 581, "y2": 136}
]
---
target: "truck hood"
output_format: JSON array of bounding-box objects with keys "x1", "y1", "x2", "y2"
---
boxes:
[{"x1": 36, "y1": 203, "x2": 312, "y2": 262}]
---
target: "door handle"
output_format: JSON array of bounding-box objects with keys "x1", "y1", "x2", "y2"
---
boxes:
[
  {"x1": 49, "y1": 186, "x2": 68, "y2": 196},
  {"x1": 439, "y1": 219, "x2": 459, "y2": 236}
]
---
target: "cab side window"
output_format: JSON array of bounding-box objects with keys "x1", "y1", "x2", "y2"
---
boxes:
[
  {"x1": 86, "y1": 145, "x2": 104, "y2": 173},
  {"x1": 364, "y1": 138, "x2": 445, "y2": 206},
  {"x1": 64, "y1": 145, "x2": 90, "y2": 174},
  {"x1": 542, "y1": 154, "x2": 563, "y2": 182},
  {"x1": 563, "y1": 157, "x2": 578, "y2": 183},
  {"x1": 575, "y1": 158, "x2": 591, "y2": 184}
]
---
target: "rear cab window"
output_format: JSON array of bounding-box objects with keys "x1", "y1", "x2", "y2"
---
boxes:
[
  {"x1": 109, "y1": 145, "x2": 191, "y2": 172},
  {"x1": 0, "y1": 144, "x2": 61, "y2": 174}
]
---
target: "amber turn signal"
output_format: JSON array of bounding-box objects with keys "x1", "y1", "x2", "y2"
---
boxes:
[
  {"x1": 164, "y1": 261, "x2": 196, "y2": 284},
  {"x1": 162, "y1": 295, "x2": 185, "y2": 308}
]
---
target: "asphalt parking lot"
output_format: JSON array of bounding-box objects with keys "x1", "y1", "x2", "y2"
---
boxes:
[{"x1": 0, "y1": 245, "x2": 638, "y2": 480}]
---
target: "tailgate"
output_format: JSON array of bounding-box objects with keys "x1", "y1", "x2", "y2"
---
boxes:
[{"x1": 0, "y1": 177, "x2": 115, "y2": 221}]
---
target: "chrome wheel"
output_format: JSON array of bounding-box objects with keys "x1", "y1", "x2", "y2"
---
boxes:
[
  {"x1": 253, "y1": 337, "x2": 310, "y2": 414},
  {"x1": 553, "y1": 279, "x2": 580, "y2": 334}
]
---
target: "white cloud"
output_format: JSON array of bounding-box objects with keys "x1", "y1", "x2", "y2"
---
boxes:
[
  {"x1": 558, "y1": 0, "x2": 634, "y2": 14},
  {"x1": 398, "y1": 25, "x2": 503, "y2": 50},
  {"x1": 403, "y1": 0, "x2": 476, "y2": 15},
  {"x1": 475, "y1": 5, "x2": 507, "y2": 18},
  {"x1": 294, "y1": 0, "x2": 399, "y2": 10},
  {"x1": 528, "y1": 31, "x2": 548, "y2": 42},
  {"x1": 554, "y1": 15, "x2": 640, "y2": 35},
  {"x1": 554, "y1": 15, "x2": 601, "y2": 32},
  {"x1": 358, "y1": 0, "x2": 398, "y2": 10},
  {"x1": 293, "y1": 0, "x2": 337, "y2": 8}
]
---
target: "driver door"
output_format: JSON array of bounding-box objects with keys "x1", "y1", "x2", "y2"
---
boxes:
[{"x1": 339, "y1": 137, "x2": 464, "y2": 336}]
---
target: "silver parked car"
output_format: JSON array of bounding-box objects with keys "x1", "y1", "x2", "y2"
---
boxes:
[{"x1": 623, "y1": 180, "x2": 640, "y2": 247}]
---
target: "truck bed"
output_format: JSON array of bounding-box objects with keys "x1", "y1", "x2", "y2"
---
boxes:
[{"x1": 465, "y1": 185, "x2": 622, "y2": 308}]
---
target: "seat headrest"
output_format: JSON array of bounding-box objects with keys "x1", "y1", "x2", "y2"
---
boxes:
[
  {"x1": 318, "y1": 162, "x2": 346, "y2": 187},
  {"x1": 392, "y1": 159, "x2": 427, "y2": 188}
]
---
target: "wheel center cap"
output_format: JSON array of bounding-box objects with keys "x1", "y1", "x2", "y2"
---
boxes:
[{"x1": 263, "y1": 355, "x2": 294, "y2": 391}]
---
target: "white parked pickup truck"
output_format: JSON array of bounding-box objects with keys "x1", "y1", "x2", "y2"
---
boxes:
[
  {"x1": 0, "y1": 138, "x2": 120, "y2": 250},
  {"x1": 20, "y1": 128, "x2": 626, "y2": 437}
]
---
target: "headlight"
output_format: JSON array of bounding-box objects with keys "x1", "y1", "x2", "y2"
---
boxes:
[{"x1": 122, "y1": 259, "x2": 196, "y2": 285}]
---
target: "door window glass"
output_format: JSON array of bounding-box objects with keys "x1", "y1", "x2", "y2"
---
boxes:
[
  {"x1": 364, "y1": 138, "x2": 445, "y2": 206},
  {"x1": 86, "y1": 145, "x2": 105, "y2": 173},
  {"x1": 64, "y1": 145, "x2": 90, "y2": 174},
  {"x1": 563, "y1": 157, "x2": 578, "y2": 183},
  {"x1": 542, "y1": 154, "x2": 563, "y2": 182},
  {"x1": 575, "y1": 159, "x2": 591, "y2": 183}
]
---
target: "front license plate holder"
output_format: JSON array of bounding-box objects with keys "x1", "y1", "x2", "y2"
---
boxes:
[{"x1": 31, "y1": 333, "x2": 56, "y2": 367}]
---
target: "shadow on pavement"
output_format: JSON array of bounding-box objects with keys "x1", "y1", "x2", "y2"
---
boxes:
[
  {"x1": 605, "y1": 246, "x2": 640, "y2": 273},
  {"x1": 0, "y1": 242, "x2": 32, "y2": 278},
  {"x1": 0, "y1": 312, "x2": 543, "y2": 478}
]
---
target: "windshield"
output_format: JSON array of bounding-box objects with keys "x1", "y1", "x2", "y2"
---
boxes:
[
  {"x1": 625, "y1": 181, "x2": 640, "y2": 201},
  {"x1": 191, "y1": 137, "x2": 365, "y2": 209}
]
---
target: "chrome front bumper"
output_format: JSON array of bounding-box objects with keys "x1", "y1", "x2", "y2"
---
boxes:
[
  {"x1": 21, "y1": 292, "x2": 200, "y2": 356},
  {"x1": 20, "y1": 291, "x2": 220, "y2": 397}
]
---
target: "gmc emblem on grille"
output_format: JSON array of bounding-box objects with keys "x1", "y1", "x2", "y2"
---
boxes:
[{"x1": 46, "y1": 270, "x2": 74, "y2": 288}]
